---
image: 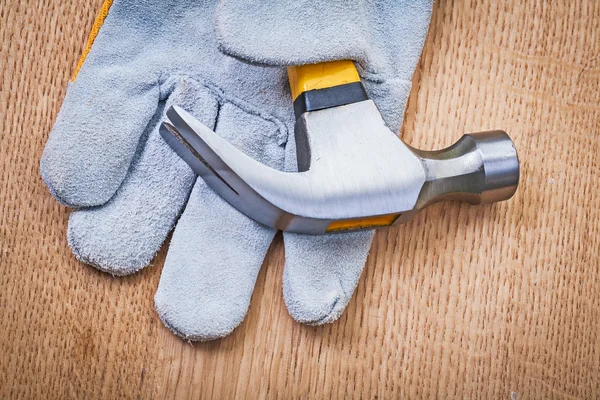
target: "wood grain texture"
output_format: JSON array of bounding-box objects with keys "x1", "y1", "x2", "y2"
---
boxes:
[{"x1": 1, "y1": 0, "x2": 599, "y2": 399}]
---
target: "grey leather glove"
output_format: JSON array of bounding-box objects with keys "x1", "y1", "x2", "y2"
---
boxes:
[{"x1": 41, "y1": 0, "x2": 432, "y2": 341}]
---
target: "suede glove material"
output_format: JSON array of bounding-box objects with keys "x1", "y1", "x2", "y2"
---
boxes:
[{"x1": 41, "y1": 0, "x2": 432, "y2": 341}]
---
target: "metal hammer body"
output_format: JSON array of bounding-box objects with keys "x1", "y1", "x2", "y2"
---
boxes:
[{"x1": 161, "y1": 61, "x2": 519, "y2": 234}]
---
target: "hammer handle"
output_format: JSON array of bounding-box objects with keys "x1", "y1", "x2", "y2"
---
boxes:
[{"x1": 288, "y1": 61, "x2": 369, "y2": 119}]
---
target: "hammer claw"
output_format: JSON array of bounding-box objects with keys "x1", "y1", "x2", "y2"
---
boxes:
[{"x1": 161, "y1": 106, "x2": 320, "y2": 232}]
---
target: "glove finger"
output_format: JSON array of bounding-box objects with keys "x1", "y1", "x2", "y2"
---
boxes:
[
  {"x1": 67, "y1": 77, "x2": 218, "y2": 275},
  {"x1": 279, "y1": 82, "x2": 407, "y2": 324},
  {"x1": 41, "y1": 67, "x2": 159, "y2": 207},
  {"x1": 41, "y1": 0, "x2": 161, "y2": 208},
  {"x1": 155, "y1": 103, "x2": 285, "y2": 341},
  {"x1": 280, "y1": 112, "x2": 375, "y2": 325},
  {"x1": 282, "y1": 230, "x2": 374, "y2": 325},
  {"x1": 154, "y1": 182, "x2": 276, "y2": 340}
]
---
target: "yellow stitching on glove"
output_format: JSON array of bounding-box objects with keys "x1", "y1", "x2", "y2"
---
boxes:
[{"x1": 71, "y1": 0, "x2": 114, "y2": 82}]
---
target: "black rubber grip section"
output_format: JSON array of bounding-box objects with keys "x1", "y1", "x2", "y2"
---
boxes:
[{"x1": 293, "y1": 81, "x2": 369, "y2": 119}]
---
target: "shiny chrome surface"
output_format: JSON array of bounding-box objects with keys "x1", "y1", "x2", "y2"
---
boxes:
[{"x1": 161, "y1": 102, "x2": 519, "y2": 234}]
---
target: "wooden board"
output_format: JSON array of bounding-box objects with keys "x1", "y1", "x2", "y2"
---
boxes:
[{"x1": 1, "y1": 0, "x2": 599, "y2": 398}]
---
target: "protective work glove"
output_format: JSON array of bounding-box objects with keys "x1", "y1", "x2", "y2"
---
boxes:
[{"x1": 41, "y1": 0, "x2": 432, "y2": 341}]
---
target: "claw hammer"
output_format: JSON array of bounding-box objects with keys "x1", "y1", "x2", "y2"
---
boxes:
[{"x1": 160, "y1": 60, "x2": 519, "y2": 234}]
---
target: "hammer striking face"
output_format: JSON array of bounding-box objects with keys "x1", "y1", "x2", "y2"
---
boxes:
[{"x1": 160, "y1": 61, "x2": 519, "y2": 234}]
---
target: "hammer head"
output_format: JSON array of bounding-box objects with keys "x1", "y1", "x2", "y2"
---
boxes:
[{"x1": 160, "y1": 101, "x2": 519, "y2": 234}]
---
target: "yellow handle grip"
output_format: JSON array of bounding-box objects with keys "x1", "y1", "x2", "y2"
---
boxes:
[{"x1": 287, "y1": 60, "x2": 360, "y2": 101}]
